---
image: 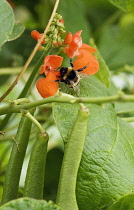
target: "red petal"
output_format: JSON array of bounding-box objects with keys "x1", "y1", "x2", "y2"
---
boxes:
[
  {"x1": 31, "y1": 30, "x2": 40, "y2": 40},
  {"x1": 70, "y1": 35, "x2": 82, "y2": 48},
  {"x1": 37, "y1": 33, "x2": 45, "y2": 44},
  {"x1": 81, "y1": 43, "x2": 97, "y2": 53},
  {"x1": 59, "y1": 18, "x2": 64, "y2": 25},
  {"x1": 36, "y1": 72, "x2": 59, "y2": 98},
  {"x1": 64, "y1": 32, "x2": 72, "y2": 45},
  {"x1": 64, "y1": 31, "x2": 83, "y2": 58},
  {"x1": 64, "y1": 46, "x2": 79, "y2": 58},
  {"x1": 39, "y1": 55, "x2": 63, "y2": 74},
  {"x1": 31, "y1": 30, "x2": 45, "y2": 44},
  {"x1": 73, "y1": 30, "x2": 82, "y2": 36},
  {"x1": 73, "y1": 49, "x2": 99, "y2": 75}
]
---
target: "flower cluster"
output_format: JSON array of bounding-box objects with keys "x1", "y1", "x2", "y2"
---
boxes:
[
  {"x1": 36, "y1": 55, "x2": 63, "y2": 98},
  {"x1": 31, "y1": 13, "x2": 65, "y2": 47},
  {"x1": 64, "y1": 31, "x2": 99, "y2": 75},
  {"x1": 31, "y1": 14, "x2": 99, "y2": 98},
  {"x1": 36, "y1": 30, "x2": 99, "y2": 98}
]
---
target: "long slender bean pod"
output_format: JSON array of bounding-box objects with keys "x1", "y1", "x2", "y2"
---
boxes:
[
  {"x1": 56, "y1": 107, "x2": 89, "y2": 210},
  {"x1": 1, "y1": 109, "x2": 35, "y2": 205},
  {"x1": 23, "y1": 132, "x2": 49, "y2": 199}
]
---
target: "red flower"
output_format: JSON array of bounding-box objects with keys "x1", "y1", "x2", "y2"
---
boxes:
[
  {"x1": 36, "y1": 55, "x2": 63, "y2": 98},
  {"x1": 31, "y1": 30, "x2": 45, "y2": 44},
  {"x1": 36, "y1": 32, "x2": 99, "y2": 98},
  {"x1": 36, "y1": 72, "x2": 59, "y2": 98},
  {"x1": 40, "y1": 55, "x2": 63, "y2": 74},
  {"x1": 64, "y1": 31, "x2": 82, "y2": 58},
  {"x1": 64, "y1": 31, "x2": 99, "y2": 75},
  {"x1": 74, "y1": 44, "x2": 99, "y2": 75}
]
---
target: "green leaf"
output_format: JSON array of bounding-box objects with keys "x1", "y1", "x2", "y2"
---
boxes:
[
  {"x1": 53, "y1": 76, "x2": 134, "y2": 209},
  {"x1": 0, "y1": 0, "x2": 14, "y2": 49},
  {"x1": 58, "y1": 0, "x2": 91, "y2": 43},
  {"x1": 89, "y1": 38, "x2": 110, "y2": 88},
  {"x1": 7, "y1": 22, "x2": 25, "y2": 41},
  {"x1": 107, "y1": 193, "x2": 134, "y2": 210},
  {"x1": 98, "y1": 23, "x2": 134, "y2": 69},
  {"x1": 114, "y1": 101, "x2": 134, "y2": 114},
  {"x1": 0, "y1": 197, "x2": 62, "y2": 210},
  {"x1": 109, "y1": 0, "x2": 134, "y2": 13},
  {"x1": 76, "y1": 117, "x2": 134, "y2": 209},
  {"x1": 54, "y1": 76, "x2": 108, "y2": 142}
]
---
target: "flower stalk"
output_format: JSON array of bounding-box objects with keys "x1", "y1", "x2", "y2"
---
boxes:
[{"x1": 22, "y1": 110, "x2": 45, "y2": 133}]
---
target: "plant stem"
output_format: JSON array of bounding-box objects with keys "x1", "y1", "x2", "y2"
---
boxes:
[
  {"x1": 117, "y1": 109, "x2": 134, "y2": 114},
  {"x1": 122, "y1": 117, "x2": 134, "y2": 122},
  {"x1": 0, "y1": 68, "x2": 22, "y2": 75},
  {"x1": 1, "y1": 93, "x2": 134, "y2": 116},
  {"x1": 22, "y1": 110, "x2": 45, "y2": 133}
]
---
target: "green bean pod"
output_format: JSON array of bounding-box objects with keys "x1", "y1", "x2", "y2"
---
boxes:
[
  {"x1": 56, "y1": 107, "x2": 89, "y2": 210},
  {"x1": 23, "y1": 132, "x2": 49, "y2": 199},
  {"x1": 1, "y1": 109, "x2": 35, "y2": 205}
]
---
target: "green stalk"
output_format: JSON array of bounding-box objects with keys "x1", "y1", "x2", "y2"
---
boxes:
[
  {"x1": 1, "y1": 93, "x2": 134, "y2": 116},
  {"x1": 56, "y1": 107, "x2": 89, "y2": 209},
  {"x1": 1, "y1": 109, "x2": 35, "y2": 205},
  {"x1": 0, "y1": 45, "x2": 51, "y2": 130},
  {"x1": 23, "y1": 132, "x2": 49, "y2": 199},
  {"x1": 122, "y1": 117, "x2": 134, "y2": 122}
]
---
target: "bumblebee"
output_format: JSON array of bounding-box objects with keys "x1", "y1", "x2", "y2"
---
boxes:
[{"x1": 55, "y1": 59, "x2": 88, "y2": 88}]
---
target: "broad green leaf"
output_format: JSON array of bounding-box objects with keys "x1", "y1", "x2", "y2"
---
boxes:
[
  {"x1": 55, "y1": 76, "x2": 109, "y2": 141},
  {"x1": 114, "y1": 101, "x2": 134, "y2": 114},
  {"x1": 0, "y1": 0, "x2": 14, "y2": 49},
  {"x1": 109, "y1": 0, "x2": 134, "y2": 13},
  {"x1": 107, "y1": 193, "x2": 134, "y2": 210},
  {"x1": 53, "y1": 76, "x2": 134, "y2": 209},
  {"x1": 76, "y1": 117, "x2": 134, "y2": 209},
  {"x1": 98, "y1": 23, "x2": 134, "y2": 69},
  {"x1": 90, "y1": 38, "x2": 110, "y2": 88},
  {"x1": 0, "y1": 197, "x2": 62, "y2": 210},
  {"x1": 7, "y1": 22, "x2": 25, "y2": 41}
]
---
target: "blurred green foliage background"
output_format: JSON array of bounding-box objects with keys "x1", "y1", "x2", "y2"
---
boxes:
[{"x1": 0, "y1": 0, "x2": 134, "y2": 203}]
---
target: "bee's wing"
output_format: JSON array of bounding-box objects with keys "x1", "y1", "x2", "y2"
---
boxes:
[
  {"x1": 73, "y1": 86, "x2": 80, "y2": 96},
  {"x1": 79, "y1": 72, "x2": 90, "y2": 77}
]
